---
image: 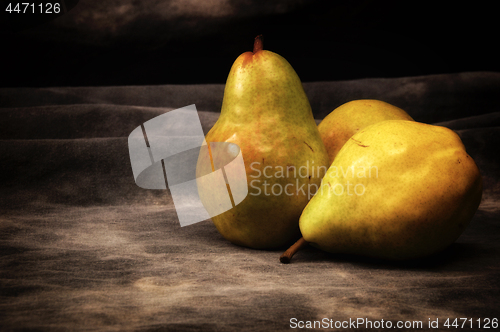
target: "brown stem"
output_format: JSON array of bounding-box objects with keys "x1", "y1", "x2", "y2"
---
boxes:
[
  {"x1": 253, "y1": 35, "x2": 263, "y2": 53},
  {"x1": 280, "y1": 237, "x2": 308, "y2": 264}
]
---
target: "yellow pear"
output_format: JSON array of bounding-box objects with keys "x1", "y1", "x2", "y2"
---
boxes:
[
  {"x1": 318, "y1": 100, "x2": 414, "y2": 163},
  {"x1": 284, "y1": 120, "x2": 482, "y2": 261},
  {"x1": 197, "y1": 36, "x2": 329, "y2": 249}
]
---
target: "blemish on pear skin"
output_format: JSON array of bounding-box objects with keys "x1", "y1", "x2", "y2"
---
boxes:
[
  {"x1": 350, "y1": 137, "x2": 369, "y2": 148},
  {"x1": 303, "y1": 141, "x2": 314, "y2": 152}
]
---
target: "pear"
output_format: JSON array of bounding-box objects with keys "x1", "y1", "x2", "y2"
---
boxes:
[
  {"x1": 318, "y1": 100, "x2": 414, "y2": 163},
  {"x1": 282, "y1": 120, "x2": 482, "y2": 262},
  {"x1": 197, "y1": 36, "x2": 330, "y2": 249}
]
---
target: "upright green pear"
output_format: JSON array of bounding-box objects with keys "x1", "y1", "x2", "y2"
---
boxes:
[
  {"x1": 197, "y1": 36, "x2": 329, "y2": 249},
  {"x1": 318, "y1": 100, "x2": 414, "y2": 163},
  {"x1": 295, "y1": 120, "x2": 482, "y2": 260}
]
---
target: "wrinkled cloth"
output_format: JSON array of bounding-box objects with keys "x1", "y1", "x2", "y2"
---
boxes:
[{"x1": 1, "y1": 72, "x2": 499, "y2": 331}]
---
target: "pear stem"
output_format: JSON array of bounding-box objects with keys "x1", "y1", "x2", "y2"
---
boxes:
[
  {"x1": 280, "y1": 237, "x2": 308, "y2": 264},
  {"x1": 253, "y1": 35, "x2": 263, "y2": 53}
]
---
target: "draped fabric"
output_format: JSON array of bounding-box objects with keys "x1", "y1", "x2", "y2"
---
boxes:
[{"x1": 1, "y1": 72, "x2": 499, "y2": 330}]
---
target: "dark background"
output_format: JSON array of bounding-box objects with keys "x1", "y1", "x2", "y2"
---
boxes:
[
  {"x1": 1, "y1": 2, "x2": 500, "y2": 330},
  {"x1": 0, "y1": 0, "x2": 498, "y2": 88}
]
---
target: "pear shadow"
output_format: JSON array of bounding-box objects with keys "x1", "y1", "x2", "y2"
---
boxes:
[
  {"x1": 180, "y1": 222, "x2": 495, "y2": 271},
  {"x1": 289, "y1": 242, "x2": 492, "y2": 271}
]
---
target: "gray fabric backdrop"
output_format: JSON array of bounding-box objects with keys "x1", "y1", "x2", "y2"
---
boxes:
[{"x1": 1, "y1": 72, "x2": 499, "y2": 331}]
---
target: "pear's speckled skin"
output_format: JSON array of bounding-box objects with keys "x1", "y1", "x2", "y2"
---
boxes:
[
  {"x1": 300, "y1": 120, "x2": 483, "y2": 260},
  {"x1": 198, "y1": 48, "x2": 329, "y2": 249},
  {"x1": 318, "y1": 99, "x2": 414, "y2": 163}
]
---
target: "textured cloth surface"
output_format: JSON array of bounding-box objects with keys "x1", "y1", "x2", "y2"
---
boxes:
[{"x1": 1, "y1": 72, "x2": 499, "y2": 331}]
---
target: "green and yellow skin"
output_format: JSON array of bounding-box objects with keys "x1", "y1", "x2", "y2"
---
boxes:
[
  {"x1": 197, "y1": 36, "x2": 329, "y2": 249},
  {"x1": 318, "y1": 99, "x2": 414, "y2": 163},
  {"x1": 300, "y1": 120, "x2": 482, "y2": 260}
]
